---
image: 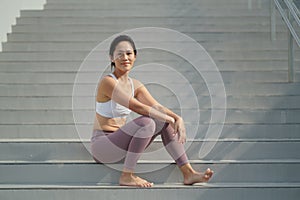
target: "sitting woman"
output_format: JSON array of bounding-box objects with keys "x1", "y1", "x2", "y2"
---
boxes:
[{"x1": 91, "y1": 35, "x2": 213, "y2": 187}]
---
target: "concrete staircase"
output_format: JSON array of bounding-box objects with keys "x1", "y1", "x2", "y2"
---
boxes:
[{"x1": 1, "y1": 0, "x2": 300, "y2": 199}]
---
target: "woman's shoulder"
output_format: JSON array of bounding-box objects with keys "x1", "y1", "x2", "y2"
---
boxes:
[
  {"x1": 97, "y1": 75, "x2": 118, "y2": 94},
  {"x1": 99, "y1": 74, "x2": 116, "y2": 84},
  {"x1": 131, "y1": 78, "x2": 144, "y2": 89}
]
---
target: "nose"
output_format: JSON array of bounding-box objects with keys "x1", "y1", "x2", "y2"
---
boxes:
[{"x1": 119, "y1": 53, "x2": 128, "y2": 60}]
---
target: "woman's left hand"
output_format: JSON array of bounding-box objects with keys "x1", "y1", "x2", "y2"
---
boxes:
[{"x1": 174, "y1": 117, "x2": 186, "y2": 144}]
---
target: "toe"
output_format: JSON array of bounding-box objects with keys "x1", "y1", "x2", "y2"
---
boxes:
[{"x1": 204, "y1": 168, "x2": 213, "y2": 180}]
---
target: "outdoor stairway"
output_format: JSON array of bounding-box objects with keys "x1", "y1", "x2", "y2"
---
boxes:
[{"x1": 0, "y1": 0, "x2": 300, "y2": 199}]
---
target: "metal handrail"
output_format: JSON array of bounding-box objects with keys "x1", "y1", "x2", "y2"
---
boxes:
[
  {"x1": 271, "y1": 0, "x2": 300, "y2": 82},
  {"x1": 285, "y1": 0, "x2": 300, "y2": 29},
  {"x1": 291, "y1": 1, "x2": 300, "y2": 16},
  {"x1": 274, "y1": 0, "x2": 300, "y2": 46}
]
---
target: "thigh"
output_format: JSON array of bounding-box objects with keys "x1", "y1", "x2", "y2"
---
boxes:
[
  {"x1": 91, "y1": 131, "x2": 129, "y2": 163},
  {"x1": 91, "y1": 116, "x2": 156, "y2": 162},
  {"x1": 106, "y1": 116, "x2": 155, "y2": 149}
]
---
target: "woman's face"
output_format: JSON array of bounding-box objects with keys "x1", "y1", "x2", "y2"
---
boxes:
[{"x1": 111, "y1": 41, "x2": 136, "y2": 73}]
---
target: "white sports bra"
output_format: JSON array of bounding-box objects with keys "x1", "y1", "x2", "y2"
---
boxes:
[{"x1": 96, "y1": 73, "x2": 134, "y2": 118}]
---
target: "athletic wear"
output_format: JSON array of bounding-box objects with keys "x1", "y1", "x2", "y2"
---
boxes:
[
  {"x1": 91, "y1": 116, "x2": 188, "y2": 170},
  {"x1": 96, "y1": 73, "x2": 134, "y2": 118},
  {"x1": 92, "y1": 73, "x2": 189, "y2": 170}
]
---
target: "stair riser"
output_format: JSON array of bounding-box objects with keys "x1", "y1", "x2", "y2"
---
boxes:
[
  {"x1": 6, "y1": 32, "x2": 289, "y2": 42},
  {"x1": 1, "y1": 110, "x2": 300, "y2": 124},
  {"x1": 0, "y1": 141, "x2": 299, "y2": 162},
  {"x1": 0, "y1": 71, "x2": 298, "y2": 84},
  {"x1": 44, "y1": 2, "x2": 268, "y2": 11},
  {"x1": 0, "y1": 163, "x2": 299, "y2": 184},
  {"x1": 1, "y1": 61, "x2": 299, "y2": 72},
  {"x1": 1, "y1": 83, "x2": 300, "y2": 97},
  {"x1": 13, "y1": 17, "x2": 284, "y2": 28},
  {"x1": 2, "y1": 96, "x2": 300, "y2": 110},
  {"x1": 1, "y1": 124, "x2": 299, "y2": 140},
  {"x1": 1, "y1": 187, "x2": 299, "y2": 200},
  {"x1": 3, "y1": 40, "x2": 292, "y2": 51},
  {"x1": 45, "y1": 0, "x2": 267, "y2": 5}
]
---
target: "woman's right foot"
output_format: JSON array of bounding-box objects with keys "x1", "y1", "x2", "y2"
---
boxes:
[
  {"x1": 119, "y1": 172, "x2": 154, "y2": 187},
  {"x1": 183, "y1": 168, "x2": 214, "y2": 185}
]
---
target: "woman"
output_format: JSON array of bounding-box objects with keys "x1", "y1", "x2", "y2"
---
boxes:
[{"x1": 91, "y1": 35, "x2": 213, "y2": 187}]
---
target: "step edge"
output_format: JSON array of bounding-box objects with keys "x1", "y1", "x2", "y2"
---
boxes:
[
  {"x1": 1, "y1": 159, "x2": 300, "y2": 165},
  {"x1": 1, "y1": 182, "x2": 300, "y2": 190}
]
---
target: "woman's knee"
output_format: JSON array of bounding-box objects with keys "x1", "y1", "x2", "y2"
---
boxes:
[{"x1": 134, "y1": 116, "x2": 156, "y2": 133}]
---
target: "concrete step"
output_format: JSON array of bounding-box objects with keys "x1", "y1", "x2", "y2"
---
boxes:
[
  {"x1": 44, "y1": 0, "x2": 269, "y2": 7},
  {"x1": 0, "y1": 71, "x2": 298, "y2": 84},
  {"x1": 1, "y1": 83, "x2": 300, "y2": 97},
  {"x1": 0, "y1": 60, "x2": 298, "y2": 72},
  {"x1": 3, "y1": 38, "x2": 290, "y2": 51},
  {"x1": 45, "y1": 0, "x2": 267, "y2": 6},
  {"x1": 0, "y1": 183, "x2": 299, "y2": 200},
  {"x1": 2, "y1": 95, "x2": 300, "y2": 110},
  {"x1": 0, "y1": 161, "x2": 299, "y2": 184},
  {"x1": 12, "y1": 20, "x2": 287, "y2": 34},
  {"x1": 20, "y1": 7, "x2": 276, "y2": 17},
  {"x1": 0, "y1": 123, "x2": 299, "y2": 140},
  {"x1": 0, "y1": 60, "x2": 296, "y2": 74},
  {"x1": 0, "y1": 109, "x2": 300, "y2": 125},
  {"x1": 43, "y1": 1, "x2": 267, "y2": 8},
  {"x1": 0, "y1": 140, "x2": 299, "y2": 162},
  {"x1": 18, "y1": 12, "x2": 281, "y2": 26},
  {"x1": 14, "y1": 15, "x2": 280, "y2": 26},
  {"x1": 5, "y1": 32, "x2": 289, "y2": 43},
  {"x1": 7, "y1": 24, "x2": 287, "y2": 36},
  {"x1": 0, "y1": 50, "x2": 294, "y2": 62},
  {"x1": 44, "y1": 1, "x2": 269, "y2": 10}
]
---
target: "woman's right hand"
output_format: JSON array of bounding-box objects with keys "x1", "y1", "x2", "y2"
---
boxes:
[{"x1": 172, "y1": 117, "x2": 186, "y2": 144}]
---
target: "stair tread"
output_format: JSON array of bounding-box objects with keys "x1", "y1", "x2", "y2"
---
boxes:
[
  {"x1": 1, "y1": 182, "x2": 300, "y2": 189},
  {"x1": 1, "y1": 159, "x2": 300, "y2": 164}
]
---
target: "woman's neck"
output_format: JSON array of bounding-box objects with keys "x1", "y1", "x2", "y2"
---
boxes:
[{"x1": 113, "y1": 70, "x2": 129, "y2": 82}]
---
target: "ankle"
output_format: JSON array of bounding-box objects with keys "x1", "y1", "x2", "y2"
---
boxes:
[
  {"x1": 121, "y1": 171, "x2": 133, "y2": 178},
  {"x1": 180, "y1": 163, "x2": 195, "y2": 176}
]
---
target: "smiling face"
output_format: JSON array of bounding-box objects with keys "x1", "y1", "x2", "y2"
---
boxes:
[{"x1": 111, "y1": 41, "x2": 136, "y2": 73}]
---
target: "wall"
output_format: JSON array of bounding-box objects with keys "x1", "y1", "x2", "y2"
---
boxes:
[{"x1": 0, "y1": 0, "x2": 46, "y2": 51}]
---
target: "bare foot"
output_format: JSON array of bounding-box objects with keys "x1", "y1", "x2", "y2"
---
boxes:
[
  {"x1": 119, "y1": 172, "x2": 154, "y2": 187},
  {"x1": 183, "y1": 168, "x2": 214, "y2": 185}
]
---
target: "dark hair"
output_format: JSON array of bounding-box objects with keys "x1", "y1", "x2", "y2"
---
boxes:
[{"x1": 109, "y1": 35, "x2": 137, "y2": 69}]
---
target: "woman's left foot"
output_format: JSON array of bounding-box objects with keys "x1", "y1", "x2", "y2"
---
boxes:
[{"x1": 183, "y1": 168, "x2": 213, "y2": 185}]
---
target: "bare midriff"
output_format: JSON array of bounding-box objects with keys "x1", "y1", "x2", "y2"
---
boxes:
[{"x1": 93, "y1": 113, "x2": 126, "y2": 132}]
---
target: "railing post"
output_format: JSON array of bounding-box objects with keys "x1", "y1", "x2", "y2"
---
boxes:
[
  {"x1": 271, "y1": 0, "x2": 277, "y2": 41},
  {"x1": 287, "y1": 8, "x2": 295, "y2": 82}
]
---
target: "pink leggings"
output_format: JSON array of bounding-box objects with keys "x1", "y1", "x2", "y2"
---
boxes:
[{"x1": 91, "y1": 116, "x2": 189, "y2": 170}]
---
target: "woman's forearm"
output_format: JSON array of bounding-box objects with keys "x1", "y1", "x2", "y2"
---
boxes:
[
  {"x1": 152, "y1": 104, "x2": 181, "y2": 122},
  {"x1": 128, "y1": 100, "x2": 175, "y2": 123},
  {"x1": 149, "y1": 106, "x2": 175, "y2": 123}
]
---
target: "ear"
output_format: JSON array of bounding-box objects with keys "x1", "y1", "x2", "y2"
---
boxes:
[{"x1": 109, "y1": 55, "x2": 114, "y2": 62}]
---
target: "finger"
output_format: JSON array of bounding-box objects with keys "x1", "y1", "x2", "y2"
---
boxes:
[
  {"x1": 178, "y1": 133, "x2": 186, "y2": 144},
  {"x1": 173, "y1": 124, "x2": 179, "y2": 136},
  {"x1": 178, "y1": 129, "x2": 186, "y2": 143}
]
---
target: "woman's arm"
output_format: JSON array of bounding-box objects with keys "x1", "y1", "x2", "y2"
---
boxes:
[
  {"x1": 98, "y1": 76, "x2": 175, "y2": 124},
  {"x1": 134, "y1": 79, "x2": 186, "y2": 143},
  {"x1": 134, "y1": 82, "x2": 179, "y2": 119}
]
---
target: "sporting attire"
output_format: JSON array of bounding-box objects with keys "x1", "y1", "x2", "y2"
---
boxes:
[
  {"x1": 91, "y1": 73, "x2": 188, "y2": 170},
  {"x1": 95, "y1": 73, "x2": 134, "y2": 118}
]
